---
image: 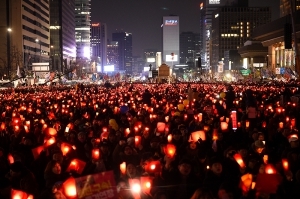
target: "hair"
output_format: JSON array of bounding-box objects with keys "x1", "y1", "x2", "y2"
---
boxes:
[
  {"x1": 44, "y1": 160, "x2": 60, "y2": 173},
  {"x1": 190, "y1": 187, "x2": 214, "y2": 199}
]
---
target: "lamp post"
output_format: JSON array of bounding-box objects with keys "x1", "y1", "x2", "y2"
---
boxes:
[
  {"x1": 7, "y1": 28, "x2": 11, "y2": 78},
  {"x1": 35, "y1": 38, "x2": 41, "y2": 62},
  {"x1": 6, "y1": 0, "x2": 11, "y2": 78},
  {"x1": 289, "y1": 0, "x2": 300, "y2": 78}
]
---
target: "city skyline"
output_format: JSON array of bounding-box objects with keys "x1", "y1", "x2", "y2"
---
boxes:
[{"x1": 91, "y1": 0, "x2": 279, "y2": 57}]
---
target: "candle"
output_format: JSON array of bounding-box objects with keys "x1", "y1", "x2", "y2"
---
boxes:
[
  {"x1": 167, "y1": 134, "x2": 172, "y2": 142},
  {"x1": 92, "y1": 148, "x2": 100, "y2": 160},
  {"x1": 265, "y1": 164, "x2": 276, "y2": 174},
  {"x1": 279, "y1": 122, "x2": 284, "y2": 129},
  {"x1": 282, "y1": 159, "x2": 289, "y2": 171},
  {"x1": 165, "y1": 144, "x2": 176, "y2": 158},
  {"x1": 135, "y1": 136, "x2": 141, "y2": 147},
  {"x1": 165, "y1": 116, "x2": 169, "y2": 123},
  {"x1": 245, "y1": 120, "x2": 250, "y2": 128},
  {"x1": 63, "y1": 177, "x2": 77, "y2": 198},
  {"x1": 263, "y1": 155, "x2": 268, "y2": 164},
  {"x1": 125, "y1": 128, "x2": 130, "y2": 137},
  {"x1": 233, "y1": 153, "x2": 246, "y2": 168},
  {"x1": 198, "y1": 113, "x2": 203, "y2": 122},
  {"x1": 120, "y1": 162, "x2": 126, "y2": 175},
  {"x1": 231, "y1": 111, "x2": 237, "y2": 130}
]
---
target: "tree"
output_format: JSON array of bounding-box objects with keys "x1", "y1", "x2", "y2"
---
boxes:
[{"x1": 0, "y1": 44, "x2": 24, "y2": 79}]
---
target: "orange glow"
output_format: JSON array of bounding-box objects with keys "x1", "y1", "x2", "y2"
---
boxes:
[
  {"x1": 245, "y1": 120, "x2": 250, "y2": 128},
  {"x1": 279, "y1": 122, "x2": 284, "y2": 129},
  {"x1": 233, "y1": 153, "x2": 246, "y2": 168},
  {"x1": 92, "y1": 148, "x2": 100, "y2": 160},
  {"x1": 282, "y1": 159, "x2": 289, "y2": 170},
  {"x1": 46, "y1": 128, "x2": 57, "y2": 136},
  {"x1": 63, "y1": 177, "x2": 77, "y2": 198},
  {"x1": 125, "y1": 128, "x2": 130, "y2": 137},
  {"x1": 8, "y1": 154, "x2": 14, "y2": 164},
  {"x1": 265, "y1": 164, "x2": 276, "y2": 174},
  {"x1": 135, "y1": 136, "x2": 141, "y2": 147},
  {"x1": 165, "y1": 144, "x2": 176, "y2": 158},
  {"x1": 190, "y1": 131, "x2": 206, "y2": 142},
  {"x1": 167, "y1": 134, "x2": 172, "y2": 142},
  {"x1": 220, "y1": 122, "x2": 228, "y2": 131},
  {"x1": 198, "y1": 113, "x2": 203, "y2": 122},
  {"x1": 120, "y1": 162, "x2": 126, "y2": 175}
]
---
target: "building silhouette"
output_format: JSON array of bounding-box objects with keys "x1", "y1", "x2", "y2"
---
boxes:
[
  {"x1": 180, "y1": 32, "x2": 200, "y2": 68},
  {"x1": 75, "y1": 0, "x2": 91, "y2": 60},
  {"x1": 50, "y1": 0, "x2": 76, "y2": 72},
  {"x1": 112, "y1": 32, "x2": 133, "y2": 74},
  {"x1": 162, "y1": 15, "x2": 180, "y2": 69},
  {"x1": 91, "y1": 22, "x2": 107, "y2": 73},
  {"x1": 211, "y1": 6, "x2": 271, "y2": 71},
  {"x1": 107, "y1": 41, "x2": 119, "y2": 72},
  {"x1": 0, "y1": 0, "x2": 50, "y2": 75},
  {"x1": 280, "y1": 0, "x2": 300, "y2": 17}
]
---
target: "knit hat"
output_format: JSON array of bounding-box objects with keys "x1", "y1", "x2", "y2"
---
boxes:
[
  {"x1": 179, "y1": 158, "x2": 192, "y2": 165},
  {"x1": 209, "y1": 156, "x2": 222, "y2": 167}
]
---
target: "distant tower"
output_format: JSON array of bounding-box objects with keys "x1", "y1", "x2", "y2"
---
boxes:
[
  {"x1": 50, "y1": 0, "x2": 76, "y2": 72},
  {"x1": 91, "y1": 22, "x2": 107, "y2": 72},
  {"x1": 112, "y1": 32, "x2": 133, "y2": 74},
  {"x1": 180, "y1": 32, "x2": 200, "y2": 66},
  {"x1": 75, "y1": 0, "x2": 91, "y2": 60},
  {"x1": 211, "y1": 6, "x2": 271, "y2": 70},
  {"x1": 107, "y1": 41, "x2": 119, "y2": 71},
  {"x1": 162, "y1": 16, "x2": 180, "y2": 68},
  {"x1": 280, "y1": 0, "x2": 300, "y2": 17}
]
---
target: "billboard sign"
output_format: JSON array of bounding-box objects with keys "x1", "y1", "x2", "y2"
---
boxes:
[
  {"x1": 166, "y1": 55, "x2": 178, "y2": 62},
  {"x1": 165, "y1": 20, "x2": 178, "y2": 26},
  {"x1": 104, "y1": 65, "x2": 114, "y2": 72},
  {"x1": 147, "y1": 58, "x2": 155, "y2": 63},
  {"x1": 209, "y1": 0, "x2": 220, "y2": 4}
]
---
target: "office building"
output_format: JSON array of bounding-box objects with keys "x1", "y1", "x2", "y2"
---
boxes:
[
  {"x1": 75, "y1": 0, "x2": 91, "y2": 60},
  {"x1": 0, "y1": 0, "x2": 50, "y2": 77},
  {"x1": 280, "y1": 0, "x2": 300, "y2": 17},
  {"x1": 199, "y1": 0, "x2": 249, "y2": 69},
  {"x1": 107, "y1": 41, "x2": 119, "y2": 71},
  {"x1": 112, "y1": 32, "x2": 133, "y2": 74},
  {"x1": 162, "y1": 15, "x2": 180, "y2": 68},
  {"x1": 50, "y1": 0, "x2": 76, "y2": 72},
  {"x1": 211, "y1": 6, "x2": 271, "y2": 71},
  {"x1": 91, "y1": 22, "x2": 107, "y2": 72},
  {"x1": 180, "y1": 32, "x2": 200, "y2": 67}
]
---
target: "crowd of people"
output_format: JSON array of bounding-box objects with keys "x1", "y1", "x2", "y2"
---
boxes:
[{"x1": 0, "y1": 81, "x2": 300, "y2": 199}]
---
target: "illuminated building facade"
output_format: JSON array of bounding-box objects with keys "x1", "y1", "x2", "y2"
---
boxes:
[
  {"x1": 0, "y1": 0, "x2": 50, "y2": 75},
  {"x1": 91, "y1": 22, "x2": 107, "y2": 72},
  {"x1": 280, "y1": 0, "x2": 300, "y2": 17},
  {"x1": 112, "y1": 32, "x2": 132, "y2": 74},
  {"x1": 50, "y1": 0, "x2": 76, "y2": 72},
  {"x1": 211, "y1": 6, "x2": 271, "y2": 71},
  {"x1": 162, "y1": 15, "x2": 180, "y2": 68},
  {"x1": 75, "y1": 0, "x2": 91, "y2": 60}
]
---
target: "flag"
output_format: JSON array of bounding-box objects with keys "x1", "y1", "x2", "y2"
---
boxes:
[{"x1": 17, "y1": 66, "x2": 21, "y2": 77}]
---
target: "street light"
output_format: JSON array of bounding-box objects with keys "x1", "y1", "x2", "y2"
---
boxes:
[
  {"x1": 7, "y1": 27, "x2": 11, "y2": 78},
  {"x1": 35, "y1": 38, "x2": 41, "y2": 62}
]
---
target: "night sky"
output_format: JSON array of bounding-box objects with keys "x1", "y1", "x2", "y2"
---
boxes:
[{"x1": 91, "y1": 0, "x2": 279, "y2": 57}]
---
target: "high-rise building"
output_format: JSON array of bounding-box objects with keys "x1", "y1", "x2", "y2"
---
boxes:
[
  {"x1": 91, "y1": 23, "x2": 101, "y2": 61},
  {"x1": 162, "y1": 16, "x2": 180, "y2": 68},
  {"x1": 75, "y1": 0, "x2": 91, "y2": 60},
  {"x1": 280, "y1": 0, "x2": 300, "y2": 17},
  {"x1": 91, "y1": 22, "x2": 107, "y2": 72},
  {"x1": 180, "y1": 32, "x2": 200, "y2": 67},
  {"x1": 107, "y1": 41, "x2": 119, "y2": 71},
  {"x1": 0, "y1": 0, "x2": 50, "y2": 76},
  {"x1": 112, "y1": 32, "x2": 133, "y2": 74},
  {"x1": 199, "y1": 0, "x2": 249, "y2": 69},
  {"x1": 50, "y1": 0, "x2": 76, "y2": 72},
  {"x1": 211, "y1": 6, "x2": 271, "y2": 70}
]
